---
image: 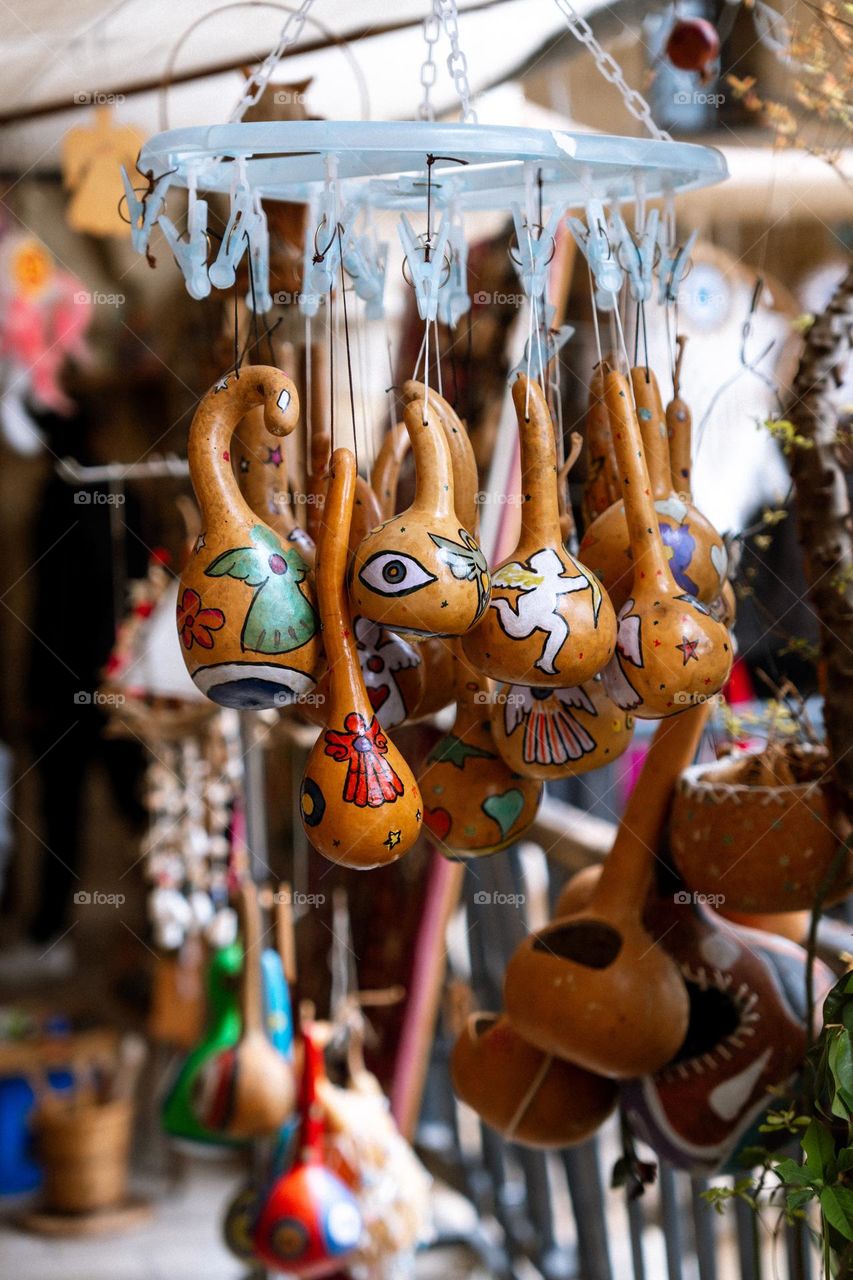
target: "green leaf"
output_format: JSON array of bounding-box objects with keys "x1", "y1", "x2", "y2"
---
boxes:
[
  {"x1": 774, "y1": 1158, "x2": 812, "y2": 1187},
  {"x1": 820, "y1": 1185, "x2": 853, "y2": 1241},
  {"x1": 786, "y1": 1187, "x2": 817, "y2": 1212},
  {"x1": 838, "y1": 1148, "x2": 853, "y2": 1174},
  {"x1": 802, "y1": 1118, "x2": 837, "y2": 1181},
  {"x1": 828, "y1": 1034, "x2": 853, "y2": 1119}
]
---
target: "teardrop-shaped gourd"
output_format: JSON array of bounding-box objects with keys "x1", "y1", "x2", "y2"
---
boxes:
[
  {"x1": 300, "y1": 447, "x2": 423, "y2": 869},
  {"x1": 451, "y1": 1013, "x2": 617, "y2": 1149},
  {"x1": 504, "y1": 707, "x2": 705, "y2": 1078},
  {"x1": 490, "y1": 675, "x2": 634, "y2": 781},
  {"x1": 418, "y1": 645, "x2": 541, "y2": 857},
  {"x1": 600, "y1": 370, "x2": 732, "y2": 719},
  {"x1": 178, "y1": 369, "x2": 320, "y2": 709},
  {"x1": 579, "y1": 368, "x2": 727, "y2": 613},
  {"x1": 581, "y1": 363, "x2": 620, "y2": 527},
  {"x1": 234, "y1": 405, "x2": 316, "y2": 566},
  {"x1": 349, "y1": 397, "x2": 490, "y2": 640},
  {"x1": 463, "y1": 375, "x2": 616, "y2": 687},
  {"x1": 192, "y1": 883, "x2": 296, "y2": 1138},
  {"x1": 303, "y1": 476, "x2": 425, "y2": 730}
]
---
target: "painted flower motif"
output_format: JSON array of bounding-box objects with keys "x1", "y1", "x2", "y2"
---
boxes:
[{"x1": 177, "y1": 587, "x2": 225, "y2": 651}]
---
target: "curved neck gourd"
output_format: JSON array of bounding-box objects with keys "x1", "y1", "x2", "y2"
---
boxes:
[
  {"x1": 630, "y1": 367, "x2": 670, "y2": 500},
  {"x1": 604, "y1": 369, "x2": 671, "y2": 584},
  {"x1": 238, "y1": 882, "x2": 263, "y2": 1038},
  {"x1": 513, "y1": 374, "x2": 561, "y2": 549},
  {"x1": 234, "y1": 405, "x2": 290, "y2": 535},
  {"x1": 316, "y1": 447, "x2": 361, "y2": 705},
  {"x1": 403, "y1": 398, "x2": 456, "y2": 521},
  {"x1": 189, "y1": 368, "x2": 298, "y2": 534},
  {"x1": 371, "y1": 422, "x2": 409, "y2": 520},
  {"x1": 403, "y1": 381, "x2": 478, "y2": 530},
  {"x1": 591, "y1": 703, "x2": 710, "y2": 918}
]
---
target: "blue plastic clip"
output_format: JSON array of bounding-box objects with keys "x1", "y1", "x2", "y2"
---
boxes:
[
  {"x1": 245, "y1": 195, "x2": 272, "y2": 314},
  {"x1": 567, "y1": 197, "x2": 623, "y2": 309},
  {"x1": 398, "y1": 210, "x2": 450, "y2": 323},
  {"x1": 208, "y1": 169, "x2": 256, "y2": 289},
  {"x1": 437, "y1": 209, "x2": 470, "y2": 330},
  {"x1": 120, "y1": 165, "x2": 172, "y2": 257},
  {"x1": 158, "y1": 175, "x2": 211, "y2": 301},
  {"x1": 510, "y1": 201, "x2": 565, "y2": 304},
  {"x1": 657, "y1": 225, "x2": 698, "y2": 305},
  {"x1": 340, "y1": 203, "x2": 388, "y2": 320},
  {"x1": 612, "y1": 205, "x2": 659, "y2": 304}
]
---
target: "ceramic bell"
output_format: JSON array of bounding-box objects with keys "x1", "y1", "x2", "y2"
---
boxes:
[
  {"x1": 670, "y1": 742, "x2": 848, "y2": 912},
  {"x1": 418, "y1": 645, "x2": 542, "y2": 857},
  {"x1": 178, "y1": 367, "x2": 321, "y2": 709},
  {"x1": 621, "y1": 880, "x2": 835, "y2": 1175},
  {"x1": 579, "y1": 367, "x2": 726, "y2": 614},
  {"x1": 233, "y1": 403, "x2": 315, "y2": 564},
  {"x1": 504, "y1": 708, "x2": 705, "y2": 1078},
  {"x1": 599, "y1": 369, "x2": 732, "y2": 719},
  {"x1": 300, "y1": 448, "x2": 422, "y2": 869},
  {"x1": 489, "y1": 675, "x2": 634, "y2": 781},
  {"x1": 451, "y1": 1013, "x2": 617, "y2": 1149},
  {"x1": 302, "y1": 476, "x2": 425, "y2": 730},
  {"x1": 349, "y1": 396, "x2": 489, "y2": 639},
  {"x1": 463, "y1": 375, "x2": 616, "y2": 687}
]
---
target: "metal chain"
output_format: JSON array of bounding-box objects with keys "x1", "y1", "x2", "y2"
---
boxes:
[
  {"x1": 551, "y1": 0, "x2": 670, "y2": 142},
  {"x1": 229, "y1": 0, "x2": 320, "y2": 122},
  {"x1": 435, "y1": 0, "x2": 478, "y2": 124},
  {"x1": 418, "y1": 3, "x2": 441, "y2": 121}
]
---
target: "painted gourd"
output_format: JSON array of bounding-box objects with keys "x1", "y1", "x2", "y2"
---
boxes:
[
  {"x1": 579, "y1": 367, "x2": 726, "y2": 614},
  {"x1": 720, "y1": 907, "x2": 809, "y2": 944},
  {"x1": 252, "y1": 1025, "x2": 363, "y2": 1276},
  {"x1": 666, "y1": 337, "x2": 692, "y2": 498},
  {"x1": 178, "y1": 368, "x2": 320, "y2": 709},
  {"x1": 600, "y1": 368, "x2": 732, "y2": 719},
  {"x1": 370, "y1": 421, "x2": 409, "y2": 520},
  {"x1": 300, "y1": 448, "x2": 423, "y2": 869},
  {"x1": 305, "y1": 426, "x2": 329, "y2": 548},
  {"x1": 489, "y1": 675, "x2": 634, "y2": 781},
  {"x1": 670, "y1": 744, "x2": 847, "y2": 913},
  {"x1": 418, "y1": 644, "x2": 542, "y2": 858},
  {"x1": 463, "y1": 375, "x2": 616, "y2": 687},
  {"x1": 621, "y1": 893, "x2": 835, "y2": 1175},
  {"x1": 234, "y1": 404, "x2": 316, "y2": 565},
  {"x1": 303, "y1": 476, "x2": 425, "y2": 731},
  {"x1": 581, "y1": 363, "x2": 620, "y2": 527},
  {"x1": 503, "y1": 707, "x2": 704, "y2": 1078},
  {"x1": 161, "y1": 942, "x2": 244, "y2": 1146},
  {"x1": 349, "y1": 396, "x2": 489, "y2": 640},
  {"x1": 192, "y1": 883, "x2": 296, "y2": 1138},
  {"x1": 451, "y1": 1013, "x2": 617, "y2": 1149}
]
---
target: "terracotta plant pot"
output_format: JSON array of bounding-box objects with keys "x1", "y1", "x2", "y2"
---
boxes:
[
  {"x1": 464, "y1": 375, "x2": 616, "y2": 687},
  {"x1": 451, "y1": 1013, "x2": 617, "y2": 1149},
  {"x1": 179, "y1": 368, "x2": 321, "y2": 709},
  {"x1": 670, "y1": 743, "x2": 847, "y2": 913},
  {"x1": 489, "y1": 676, "x2": 634, "y2": 781},
  {"x1": 503, "y1": 708, "x2": 707, "y2": 1078},
  {"x1": 418, "y1": 645, "x2": 541, "y2": 857}
]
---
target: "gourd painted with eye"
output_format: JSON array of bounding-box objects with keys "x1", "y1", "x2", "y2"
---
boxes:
[
  {"x1": 303, "y1": 476, "x2": 425, "y2": 731},
  {"x1": 418, "y1": 645, "x2": 541, "y2": 858},
  {"x1": 489, "y1": 675, "x2": 634, "y2": 781},
  {"x1": 620, "y1": 879, "x2": 834, "y2": 1176},
  {"x1": 349, "y1": 397, "x2": 489, "y2": 640},
  {"x1": 192, "y1": 883, "x2": 296, "y2": 1138},
  {"x1": 579, "y1": 367, "x2": 726, "y2": 614},
  {"x1": 463, "y1": 375, "x2": 616, "y2": 687},
  {"x1": 451, "y1": 1013, "x2": 617, "y2": 1149},
  {"x1": 234, "y1": 404, "x2": 316, "y2": 566},
  {"x1": 504, "y1": 708, "x2": 702, "y2": 1079},
  {"x1": 252, "y1": 1025, "x2": 363, "y2": 1276},
  {"x1": 600, "y1": 369, "x2": 732, "y2": 719},
  {"x1": 178, "y1": 368, "x2": 320, "y2": 709},
  {"x1": 300, "y1": 448, "x2": 422, "y2": 869}
]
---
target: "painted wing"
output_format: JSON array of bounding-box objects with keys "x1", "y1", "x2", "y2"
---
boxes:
[
  {"x1": 555, "y1": 685, "x2": 596, "y2": 716},
  {"x1": 430, "y1": 533, "x2": 477, "y2": 582},
  {"x1": 205, "y1": 546, "x2": 267, "y2": 587},
  {"x1": 493, "y1": 561, "x2": 543, "y2": 591}
]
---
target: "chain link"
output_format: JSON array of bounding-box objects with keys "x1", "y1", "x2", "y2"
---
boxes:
[
  {"x1": 230, "y1": 0, "x2": 319, "y2": 123},
  {"x1": 418, "y1": 5, "x2": 441, "y2": 121},
  {"x1": 551, "y1": 0, "x2": 670, "y2": 142},
  {"x1": 435, "y1": 0, "x2": 478, "y2": 124}
]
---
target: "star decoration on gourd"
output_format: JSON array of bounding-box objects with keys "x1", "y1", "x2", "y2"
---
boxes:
[{"x1": 676, "y1": 636, "x2": 700, "y2": 665}]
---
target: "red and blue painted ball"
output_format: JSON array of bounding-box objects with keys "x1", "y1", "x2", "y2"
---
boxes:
[{"x1": 252, "y1": 1162, "x2": 362, "y2": 1277}]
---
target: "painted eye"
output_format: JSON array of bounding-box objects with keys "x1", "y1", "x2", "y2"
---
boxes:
[{"x1": 358, "y1": 551, "x2": 436, "y2": 597}]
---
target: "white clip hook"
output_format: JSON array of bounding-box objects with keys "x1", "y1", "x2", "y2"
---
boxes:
[
  {"x1": 120, "y1": 165, "x2": 172, "y2": 257},
  {"x1": 158, "y1": 172, "x2": 211, "y2": 301},
  {"x1": 612, "y1": 205, "x2": 660, "y2": 304},
  {"x1": 340, "y1": 200, "x2": 388, "y2": 320},
  {"x1": 509, "y1": 302, "x2": 574, "y2": 383},
  {"x1": 209, "y1": 161, "x2": 256, "y2": 289},
  {"x1": 510, "y1": 201, "x2": 565, "y2": 304},
  {"x1": 245, "y1": 193, "x2": 272, "y2": 314},
  {"x1": 437, "y1": 206, "x2": 470, "y2": 329},
  {"x1": 567, "y1": 196, "x2": 623, "y2": 310},
  {"x1": 398, "y1": 209, "x2": 450, "y2": 323},
  {"x1": 657, "y1": 197, "x2": 698, "y2": 305}
]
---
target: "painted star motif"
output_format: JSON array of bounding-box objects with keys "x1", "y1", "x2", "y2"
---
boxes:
[
  {"x1": 383, "y1": 829, "x2": 402, "y2": 851},
  {"x1": 676, "y1": 635, "x2": 700, "y2": 665},
  {"x1": 415, "y1": 809, "x2": 422, "y2": 822},
  {"x1": 213, "y1": 377, "x2": 229, "y2": 393},
  {"x1": 264, "y1": 445, "x2": 283, "y2": 467},
  {"x1": 194, "y1": 532, "x2": 206, "y2": 554}
]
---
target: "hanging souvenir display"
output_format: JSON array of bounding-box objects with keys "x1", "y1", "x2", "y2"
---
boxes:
[
  {"x1": 193, "y1": 884, "x2": 296, "y2": 1139},
  {"x1": 0, "y1": 232, "x2": 91, "y2": 454},
  {"x1": 451, "y1": 1012, "x2": 617, "y2": 1149},
  {"x1": 670, "y1": 740, "x2": 848, "y2": 913},
  {"x1": 600, "y1": 369, "x2": 732, "y2": 719},
  {"x1": 300, "y1": 448, "x2": 422, "y2": 869},
  {"x1": 503, "y1": 709, "x2": 705, "y2": 1078},
  {"x1": 463, "y1": 375, "x2": 616, "y2": 687},
  {"x1": 579, "y1": 366, "x2": 727, "y2": 613},
  {"x1": 178, "y1": 367, "x2": 321, "y2": 710},
  {"x1": 349, "y1": 395, "x2": 489, "y2": 641},
  {"x1": 417, "y1": 645, "x2": 542, "y2": 857}
]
